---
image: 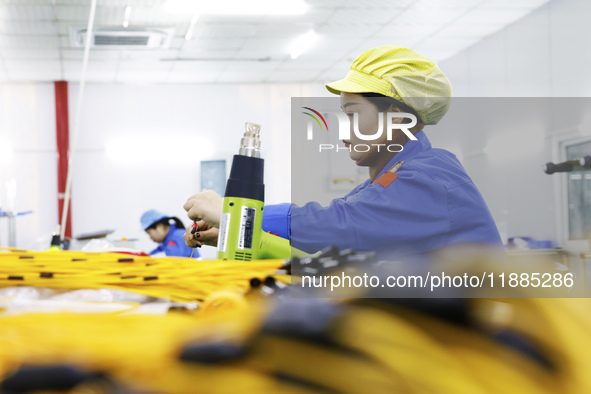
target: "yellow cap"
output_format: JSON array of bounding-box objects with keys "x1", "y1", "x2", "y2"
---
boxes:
[{"x1": 326, "y1": 45, "x2": 453, "y2": 125}]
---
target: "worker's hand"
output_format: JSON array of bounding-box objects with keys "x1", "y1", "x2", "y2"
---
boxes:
[
  {"x1": 184, "y1": 190, "x2": 223, "y2": 228},
  {"x1": 184, "y1": 220, "x2": 219, "y2": 248}
]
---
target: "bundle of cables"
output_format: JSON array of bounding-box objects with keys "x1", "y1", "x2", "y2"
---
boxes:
[
  {"x1": 0, "y1": 248, "x2": 287, "y2": 304},
  {"x1": 1, "y1": 247, "x2": 590, "y2": 393},
  {"x1": 0, "y1": 296, "x2": 591, "y2": 393}
]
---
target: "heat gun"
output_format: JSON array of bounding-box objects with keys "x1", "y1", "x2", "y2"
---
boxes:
[{"x1": 216, "y1": 122, "x2": 307, "y2": 261}]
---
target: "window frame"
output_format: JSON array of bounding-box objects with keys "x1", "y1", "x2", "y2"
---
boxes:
[{"x1": 553, "y1": 132, "x2": 591, "y2": 252}]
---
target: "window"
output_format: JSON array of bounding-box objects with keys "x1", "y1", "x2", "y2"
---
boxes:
[
  {"x1": 566, "y1": 140, "x2": 591, "y2": 240},
  {"x1": 201, "y1": 160, "x2": 227, "y2": 196}
]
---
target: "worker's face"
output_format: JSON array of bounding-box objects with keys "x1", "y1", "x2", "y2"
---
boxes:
[
  {"x1": 340, "y1": 92, "x2": 398, "y2": 164},
  {"x1": 146, "y1": 224, "x2": 167, "y2": 243}
]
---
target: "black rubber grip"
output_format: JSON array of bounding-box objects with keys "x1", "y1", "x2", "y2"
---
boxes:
[
  {"x1": 544, "y1": 161, "x2": 574, "y2": 174},
  {"x1": 224, "y1": 154, "x2": 265, "y2": 201}
]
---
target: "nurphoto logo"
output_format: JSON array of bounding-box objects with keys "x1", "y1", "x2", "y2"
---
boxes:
[{"x1": 302, "y1": 107, "x2": 418, "y2": 153}]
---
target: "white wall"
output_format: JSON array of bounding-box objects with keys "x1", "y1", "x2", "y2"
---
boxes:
[
  {"x1": 435, "y1": 0, "x2": 591, "y2": 249},
  {"x1": 3, "y1": 0, "x2": 590, "y2": 255},
  {"x1": 0, "y1": 82, "x2": 323, "y2": 258},
  {"x1": 440, "y1": 0, "x2": 591, "y2": 98},
  {"x1": 0, "y1": 84, "x2": 58, "y2": 250}
]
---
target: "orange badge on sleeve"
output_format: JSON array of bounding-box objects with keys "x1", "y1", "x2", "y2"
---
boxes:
[
  {"x1": 373, "y1": 172, "x2": 399, "y2": 188},
  {"x1": 167, "y1": 241, "x2": 176, "y2": 247}
]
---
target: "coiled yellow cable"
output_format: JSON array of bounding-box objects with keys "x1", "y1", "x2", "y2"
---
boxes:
[{"x1": 0, "y1": 248, "x2": 285, "y2": 303}]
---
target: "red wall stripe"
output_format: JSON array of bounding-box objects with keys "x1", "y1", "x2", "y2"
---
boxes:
[{"x1": 54, "y1": 81, "x2": 72, "y2": 239}]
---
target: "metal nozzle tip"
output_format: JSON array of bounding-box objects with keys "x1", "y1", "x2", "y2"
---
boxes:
[
  {"x1": 245, "y1": 122, "x2": 261, "y2": 137},
  {"x1": 239, "y1": 122, "x2": 262, "y2": 157}
]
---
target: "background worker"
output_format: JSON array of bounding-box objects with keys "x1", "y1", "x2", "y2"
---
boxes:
[
  {"x1": 183, "y1": 46, "x2": 502, "y2": 259},
  {"x1": 141, "y1": 209, "x2": 199, "y2": 258}
]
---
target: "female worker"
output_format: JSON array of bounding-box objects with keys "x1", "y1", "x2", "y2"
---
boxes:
[
  {"x1": 141, "y1": 209, "x2": 199, "y2": 258},
  {"x1": 182, "y1": 46, "x2": 502, "y2": 259}
]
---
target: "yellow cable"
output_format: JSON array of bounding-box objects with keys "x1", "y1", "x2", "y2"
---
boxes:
[
  {"x1": 0, "y1": 298, "x2": 590, "y2": 393},
  {"x1": 0, "y1": 249, "x2": 283, "y2": 304}
]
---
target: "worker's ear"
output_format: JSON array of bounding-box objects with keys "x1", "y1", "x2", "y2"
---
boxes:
[
  {"x1": 388, "y1": 104, "x2": 400, "y2": 112},
  {"x1": 387, "y1": 104, "x2": 421, "y2": 127},
  {"x1": 385, "y1": 105, "x2": 405, "y2": 124}
]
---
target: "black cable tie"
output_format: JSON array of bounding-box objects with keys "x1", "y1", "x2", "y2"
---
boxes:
[
  {"x1": 40, "y1": 273, "x2": 54, "y2": 278},
  {"x1": 143, "y1": 276, "x2": 158, "y2": 281},
  {"x1": 18, "y1": 256, "x2": 33, "y2": 259},
  {"x1": 8, "y1": 275, "x2": 23, "y2": 280},
  {"x1": 0, "y1": 365, "x2": 104, "y2": 391},
  {"x1": 261, "y1": 299, "x2": 343, "y2": 345},
  {"x1": 317, "y1": 245, "x2": 339, "y2": 259},
  {"x1": 179, "y1": 343, "x2": 248, "y2": 364},
  {"x1": 117, "y1": 258, "x2": 134, "y2": 262},
  {"x1": 250, "y1": 278, "x2": 262, "y2": 289}
]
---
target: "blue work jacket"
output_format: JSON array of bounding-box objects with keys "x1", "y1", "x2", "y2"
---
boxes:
[
  {"x1": 149, "y1": 224, "x2": 199, "y2": 258},
  {"x1": 262, "y1": 130, "x2": 502, "y2": 258}
]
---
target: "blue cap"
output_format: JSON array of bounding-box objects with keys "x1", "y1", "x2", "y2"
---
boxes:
[{"x1": 140, "y1": 209, "x2": 168, "y2": 230}]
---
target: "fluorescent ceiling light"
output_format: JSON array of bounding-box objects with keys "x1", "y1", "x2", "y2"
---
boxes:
[
  {"x1": 290, "y1": 29, "x2": 317, "y2": 59},
  {"x1": 165, "y1": 0, "x2": 307, "y2": 15},
  {"x1": 123, "y1": 5, "x2": 131, "y2": 28}
]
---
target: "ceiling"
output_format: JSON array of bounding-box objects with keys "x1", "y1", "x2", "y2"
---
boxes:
[{"x1": 0, "y1": 0, "x2": 551, "y2": 84}]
